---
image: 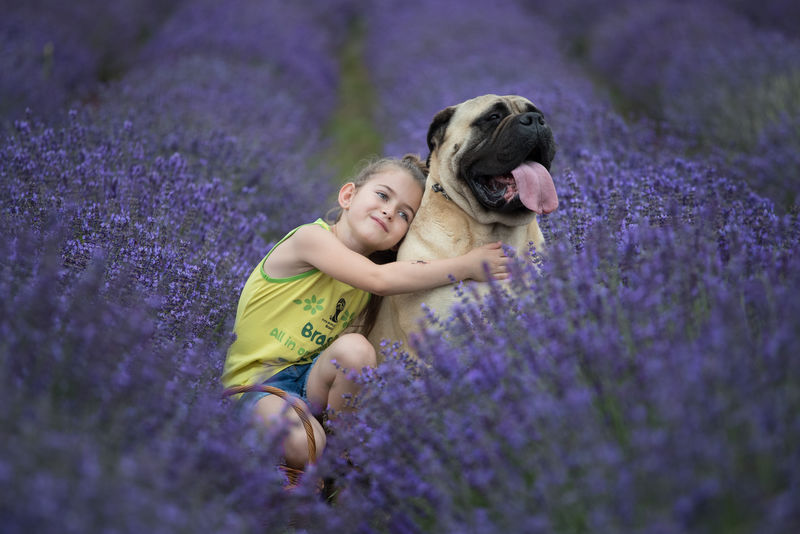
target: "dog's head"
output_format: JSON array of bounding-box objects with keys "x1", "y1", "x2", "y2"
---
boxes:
[{"x1": 426, "y1": 94, "x2": 558, "y2": 226}]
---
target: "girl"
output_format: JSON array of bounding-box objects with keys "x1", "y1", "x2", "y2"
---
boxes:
[{"x1": 222, "y1": 154, "x2": 508, "y2": 468}]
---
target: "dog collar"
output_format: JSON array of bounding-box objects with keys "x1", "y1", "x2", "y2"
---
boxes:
[{"x1": 432, "y1": 183, "x2": 451, "y2": 201}]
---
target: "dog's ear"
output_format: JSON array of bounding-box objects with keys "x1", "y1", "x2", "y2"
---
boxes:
[{"x1": 427, "y1": 106, "x2": 456, "y2": 153}]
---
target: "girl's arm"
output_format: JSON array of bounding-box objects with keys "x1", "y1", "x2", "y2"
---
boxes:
[{"x1": 284, "y1": 224, "x2": 508, "y2": 296}]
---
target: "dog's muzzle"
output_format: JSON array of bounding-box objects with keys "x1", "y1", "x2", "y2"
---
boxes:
[{"x1": 464, "y1": 112, "x2": 558, "y2": 215}]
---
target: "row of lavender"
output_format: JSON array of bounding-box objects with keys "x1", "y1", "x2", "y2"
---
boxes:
[
  {"x1": 525, "y1": 0, "x2": 800, "y2": 209},
  {"x1": 1, "y1": 0, "x2": 183, "y2": 124},
  {"x1": 301, "y1": 0, "x2": 798, "y2": 532},
  {"x1": 1, "y1": 1, "x2": 352, "y2": 531}
]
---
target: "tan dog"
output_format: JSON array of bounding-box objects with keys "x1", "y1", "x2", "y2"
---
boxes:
[{"x1": 368, "y1": 94, "x2": 558, "y2": 358}]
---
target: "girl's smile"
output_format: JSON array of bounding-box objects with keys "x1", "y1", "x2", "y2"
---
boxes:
[
  {"x1": 336, "y1": 168, "x2": 423, "y2": 254},
  {"x1": 371, "y1": 215, "x2": 389, "y2": 232}
]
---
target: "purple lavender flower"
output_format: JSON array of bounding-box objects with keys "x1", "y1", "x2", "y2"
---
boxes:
[
  {"x1": 2, "y1": 1, "x2": 348, "y2": 529},
  {"x1": 2, "y1": 0, "x2": 798, "y2": 531},
  {"x1": 314, "y1": 2, "x2": 800, "y2": 532},
  {"x1": 1, "y1": 1, "x2": 185, "y2": 125},
  {"x1": 550, "y1": 0, "x2": 800, "y2": 209}
]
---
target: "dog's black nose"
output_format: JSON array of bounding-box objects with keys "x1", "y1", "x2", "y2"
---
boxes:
[{"x1": 519, "y1": 112, "x2": 545, "y2": 127}]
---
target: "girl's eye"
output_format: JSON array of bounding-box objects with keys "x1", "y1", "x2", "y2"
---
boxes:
[
  {"x1": 376, "y1": 191, "x2": 388, "y2": 200},
  {"x1": 398, "y1": 210, "x2": 409, "y2": 221}
]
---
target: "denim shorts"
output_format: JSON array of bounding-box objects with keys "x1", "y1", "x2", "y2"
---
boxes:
[{"x1": 236, "y1": 357, "x2": 318, "y2": 414}]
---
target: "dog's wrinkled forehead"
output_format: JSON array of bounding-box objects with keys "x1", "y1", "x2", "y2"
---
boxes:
[
  {"x1": 427, "y1": 94, "x2": 540, "y2": 153},
  {"x1": 473, "y1": 95, "x2": 539, "y2": 118}
]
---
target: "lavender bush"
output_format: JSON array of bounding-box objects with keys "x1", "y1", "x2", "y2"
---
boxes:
[
  {"x1": 92, "y1": 0, "x2": 348, "y2": 209},
  {"x1": 1, "y1": 9, "x2": 96, "y2": 123},
  {"x1": 2, "y1": 1, "x2": 349, "y2": 531},
  {"x1": 0, "y1": 0, "x2": 183, "y2": 125},
  {"x1": 325, "y1": 159, "x2": 800, "y2": 532},
  {"x1": 306, "y1": 1, "x2": 799, "y2": 531},
  {"x1": 2, "y1": 0, "x2": 799, "y2": 532},
  {"x1": 0, "y1": 109, "x2": 340, "y2": 532},
  {"x1": 522, "y1": 0, "x2": 800, "y2": 209}
]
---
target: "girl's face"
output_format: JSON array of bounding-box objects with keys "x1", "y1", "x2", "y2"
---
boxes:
[{"x1": 339, "y1": 168, "x2": 423, "y2": 253}]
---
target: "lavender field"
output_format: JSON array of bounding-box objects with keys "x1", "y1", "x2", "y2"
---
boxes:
[{"x1": 2, "y1": 0, "x2": 798, "y2": 532}]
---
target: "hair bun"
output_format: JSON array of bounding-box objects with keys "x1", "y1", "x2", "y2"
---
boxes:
[{"x1": 401, "y1": 153, "x2": 428, "y2": 176}]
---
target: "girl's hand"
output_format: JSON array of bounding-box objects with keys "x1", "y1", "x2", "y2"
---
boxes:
[{"x1": 465, "y1": 242, "x2": 509, "y2": 282}]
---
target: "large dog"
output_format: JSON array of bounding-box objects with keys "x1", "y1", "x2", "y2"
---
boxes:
[{"x1": 368, "y1": 94, "x2": 558, "y2": 358}]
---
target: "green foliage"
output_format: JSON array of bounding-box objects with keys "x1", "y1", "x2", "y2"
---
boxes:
[{"x1": 320, "y1": 18, "x2": 383, "y2": 186}]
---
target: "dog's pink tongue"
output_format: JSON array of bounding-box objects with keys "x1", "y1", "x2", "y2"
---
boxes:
[{"x1": 512, "y1": 161, "x2": 558, "y2": 214}]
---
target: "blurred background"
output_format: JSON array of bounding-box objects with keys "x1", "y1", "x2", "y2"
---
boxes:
[{"x1": 2, "y1": 1, "x2": 798, "y2": 532}]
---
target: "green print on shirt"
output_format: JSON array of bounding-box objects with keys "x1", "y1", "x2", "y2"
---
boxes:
[
  {"x1": 301, "y1": 321, "x2": 327, "y2": 346},
  {"x1": 293, "y1": 294, "x2": 325, "y2": 315},
  {"x1": 339, "y1": 310, "x2": 354, "y2": 328}
]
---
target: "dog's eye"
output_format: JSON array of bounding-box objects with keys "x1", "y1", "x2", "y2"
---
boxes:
[{"x1": 487, "y1": 113, "x2": 502, "y2": 122}]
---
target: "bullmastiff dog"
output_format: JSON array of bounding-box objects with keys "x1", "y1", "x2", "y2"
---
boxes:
[{"x1": 368, "y1": 94, "x2": 558, "y2": 358}]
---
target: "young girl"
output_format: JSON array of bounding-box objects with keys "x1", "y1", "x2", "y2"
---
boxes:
[{"x1": 222, "y1": 154, "x2": 508, "y2": 468}]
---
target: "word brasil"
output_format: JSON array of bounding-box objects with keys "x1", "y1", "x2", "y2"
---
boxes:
[{"x1": 269, "y1": 321, "x2": 332, "y2": 357}]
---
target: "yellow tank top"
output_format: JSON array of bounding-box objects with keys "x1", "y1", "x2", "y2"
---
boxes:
[{"x1": 221, "y1": 219, "x2": 370, "y2": 389}]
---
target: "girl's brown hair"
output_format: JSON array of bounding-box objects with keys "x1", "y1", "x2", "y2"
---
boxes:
[{"x1": 326, "y1": 154, "x2": 428, "y2": 337}]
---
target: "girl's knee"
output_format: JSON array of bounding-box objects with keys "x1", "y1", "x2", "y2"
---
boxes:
[
  {"x1": 284, "y1": 418, "x2": 326, "y2": 468},
  {"x1": 334, "y1": 333, "x2": 377, "y2": 369},
  {"x1": 252, "y1": 396, "x2": 326, "y2": 467}
]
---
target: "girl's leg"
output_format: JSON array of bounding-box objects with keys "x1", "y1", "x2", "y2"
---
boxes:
[
  {"x1": 305, "y1": 333, "x2": 377, "y2": 415},
  {"x1": 252, "y1": 395, "x2": 326, "y2": 468}
]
